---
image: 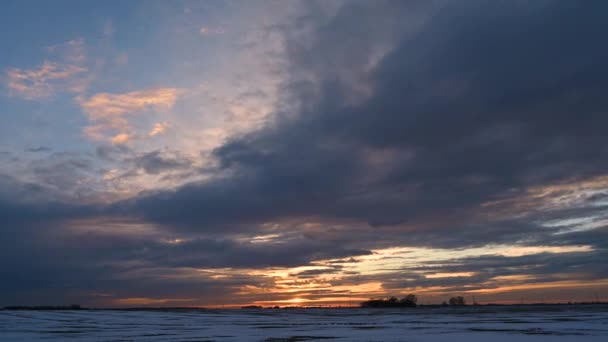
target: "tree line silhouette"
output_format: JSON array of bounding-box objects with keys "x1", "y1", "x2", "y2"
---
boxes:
[
  {"x1": 361, "y1": 295, "x2": 418, "y2": 308},
  {"x1": 361, "y1": 295, "x2": 468, "y2": 308}
]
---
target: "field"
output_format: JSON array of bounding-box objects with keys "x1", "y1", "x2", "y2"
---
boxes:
[{"x1": 1, "y1": 305, "x2": 607, "y2": 341}]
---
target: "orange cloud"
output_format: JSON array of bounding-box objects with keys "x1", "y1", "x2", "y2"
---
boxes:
[
  {"x1": 200, "y1": 26, "x2": 225, "y2": 36},
  {"x1": 111, "y1": 133, "x2": 130, "y2": 145},
  {"x1": 148, "y1": 122, "x2": 169, "y2": 137},
  {"x1": 5, "y1": 61, "x2": 87, "y2": 100},
  {"x1": 81, "y1": 88, "x2": 178, "y2": 118},
  {"x1": 80, "y1": 88, "x2": 179, "y2": 142}
]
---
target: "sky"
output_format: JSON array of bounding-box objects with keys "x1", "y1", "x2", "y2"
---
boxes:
[{"x1": 1, "y1": 0, "x2": 608, "y2": 308}]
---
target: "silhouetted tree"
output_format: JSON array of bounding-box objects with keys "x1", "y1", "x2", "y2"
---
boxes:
[
  {"x1": 400, "y1": 294, "x2": 417, "y2": 307},
  {"x1": 361, "y1": 294, "x2": 418, "y2": 308},
  {"x1": 448, "y1": 296, "x2": 466, "y2": 306}
]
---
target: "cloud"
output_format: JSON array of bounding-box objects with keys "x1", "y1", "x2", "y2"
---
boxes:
[
  {"x1": 148, "y1": 122, "x2": 169, "y2": 137},
  {"x1": 111, "y1": 133, "x2": 131, "y2": 145},
  {"x1": 129, "y1": 150, "x2": 193, "y2": 175},
  {"x1": 81, "y1": 88, "x2": 179, "y2": 118},
  {"x1": 199, "y1": 26, "x2": 225, "y2": 36},
  {"x1": 25, "y1": 146, "x2": 52, "y2": 153},
  {"x1": 0, "y1": 219, "x2": 272, "y2": 306},
  {"x1": 46, "y1": 38, "x2": 87, "y2": 64},
  {"x1": 24, "y1": 153, "x2": 103, "y2": 201},
  {"x1": 80, "y1": 88, "x2": 179, "y2": 142},
  {"x1": 5, "y1": 38, "x2": 89, "y2": 100},
  {"x1": 95, "y1": 144, "x2": 131, "y2": 161},
  {"x1": 116, "y1": 0, "x2": 608, "y2": 249},
  {"x1": 5, "y1": 62, "x2": 87, "y2": 100}
]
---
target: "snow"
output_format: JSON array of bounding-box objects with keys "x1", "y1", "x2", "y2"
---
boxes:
[{"x1": 1, "y1": 305, "x2": 607, "y2": 341}]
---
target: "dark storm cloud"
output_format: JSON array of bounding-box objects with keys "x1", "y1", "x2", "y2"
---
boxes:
[
  {"x1": 0, "y1": 233, "x2": 273, "y2": 306},
  {"x1": 142, "y1": 238, "x2": 370, "y2": 269},
  {"x1": 29, "y1": 153, "x2": 94, "y2": 189},
  {"x1": 128, "y1": 150, "x2": 193, "y2": 175},
  {"x1": 0, "y1": 175, "x2": 370, "y2": 304},
  {"x1": 0, "y1": 174, "x2": 96, "y2": 227},
  {"x1": 95, "y1": 144, "x2": 131, "y2": 161},
  {"x1": 123, "y1": 0, "x2": 608, "y2": 245},
  {"x1": 0, "y1": 213, "x2": 368, "y2": 305}
]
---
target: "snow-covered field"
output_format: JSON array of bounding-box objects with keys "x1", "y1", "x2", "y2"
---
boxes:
[{"x1": 1, "y1": 305, "x2": 607, "y2": 341}]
